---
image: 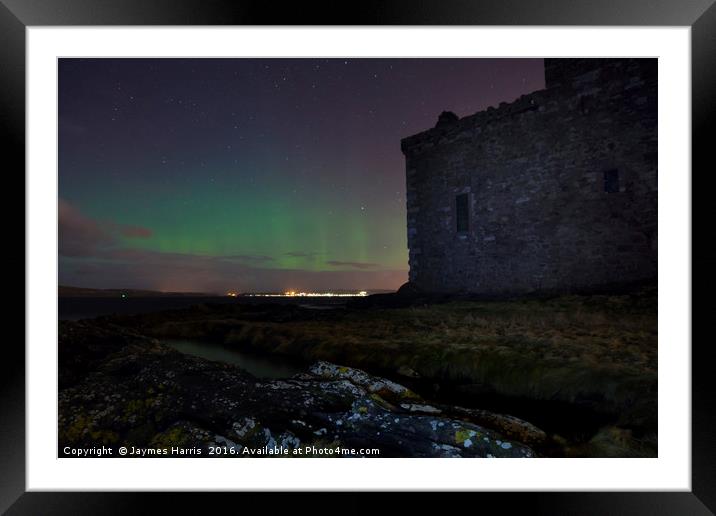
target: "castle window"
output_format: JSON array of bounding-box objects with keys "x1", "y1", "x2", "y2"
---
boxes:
[
  {"x1": 456, "y1": 193, "x2": 469, "y2": 232},
  {"x1": 604, "y1": 169, "x2": 620, "y2": 193}
]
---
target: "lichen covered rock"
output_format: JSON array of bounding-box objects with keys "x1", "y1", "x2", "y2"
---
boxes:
[
  {"x1": 59, "y1": 320, "x2": 536, "y2": 458},
  {"x1": 308, "y1": 361, "x2": 421, "y2": 404}
]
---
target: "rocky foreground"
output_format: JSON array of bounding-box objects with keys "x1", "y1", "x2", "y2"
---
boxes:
[{"x1": 59, "y1": 320, "x2": 543, "y2": 458}]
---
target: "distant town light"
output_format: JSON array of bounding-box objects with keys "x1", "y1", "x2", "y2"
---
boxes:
[{"x1": 242, "y1": 291, "x2": 369, "y2": 298}]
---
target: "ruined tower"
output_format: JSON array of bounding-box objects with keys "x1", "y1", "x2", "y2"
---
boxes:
[{"x1": 401, "y1": 58, "x2": 657, "y2": 295}]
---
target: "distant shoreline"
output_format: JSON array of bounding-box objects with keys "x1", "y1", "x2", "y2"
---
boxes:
[
  {"x1": 58, "y1": 285, "x2": 217, "y2": 298},
  {"x1": 58, "y1": 285, "x2": 395, "y2": 298}
]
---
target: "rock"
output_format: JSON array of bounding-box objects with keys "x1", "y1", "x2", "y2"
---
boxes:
[
  {"x1": 399, "y1": 403, "x2": 442, "y2": 414},
  {"x1": 322, "y1": 397, "x2": 534, "y2": 458},
  {"x1": 396, "y1": 365, "x2": 421, "y2": 378},
  {"x1": 347, "y1": 281, "x2": 445, "y2": 308},
  {"x1": 396, "y1": 281, "x2": 424, "y2": 297},
  {"x1": 308, "y1": 361, "x2": 421, "y2": 405},
  {"x1": 443, "y1": 405, "x2": 547, "y2": 447},
  {"x1": 58, "y1": 320, "x2": 536, "y2": 459},
  {"x1": 565, "y1": 425, "x2": 657, "y2": 458}
]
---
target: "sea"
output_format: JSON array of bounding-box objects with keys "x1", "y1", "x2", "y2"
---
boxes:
[{"x1": 58, "y1": 295, "x2": 349, "y2": 320}]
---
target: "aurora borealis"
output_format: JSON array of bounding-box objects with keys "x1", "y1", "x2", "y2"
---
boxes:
[{"x1": 59, "y1": 58, "x2": 544, "y2": 293}]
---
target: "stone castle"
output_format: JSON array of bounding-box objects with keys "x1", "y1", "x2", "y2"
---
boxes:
[{"x1": 401, "y1": 58, "x2": 657, "y2": 295}]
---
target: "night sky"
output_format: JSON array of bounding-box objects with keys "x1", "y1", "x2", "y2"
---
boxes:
[{"x1": 59, "y1": 58, "x2": 544, "y2": 293}]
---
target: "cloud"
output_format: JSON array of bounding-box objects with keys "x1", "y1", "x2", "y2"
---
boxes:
[
  {"x1": 60, "y1": 246, "x2": 407, "y2": 294},
  {"x1": 217, "y1": 254, "x2": 275, "y2": 264},
  {"x1": 58, "y1": 200, "x2": 408, "y2": 293},
  {"x1": 284, "y1": 251, "x2": 323, "y2": 258},
  {"x1": 325, "y1": 260, "x2": 380, "y2": 269},
  {"x1": 120, "y1": 225, "x2": 153, "y2": 239},
  {"x1": 58, "y1": 199, "x2": 115, "y2": 257},
  {"x1": 58, "y1": 198, "x2": 154, "y2": 257}
]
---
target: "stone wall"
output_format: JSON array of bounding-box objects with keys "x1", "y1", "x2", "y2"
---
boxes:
[{"x1": 401, "y1": 58, "x2": 657, "y2": 295}]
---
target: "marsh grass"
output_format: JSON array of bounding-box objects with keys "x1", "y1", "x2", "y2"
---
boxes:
[{"x1": 138, "y1": 289, "x2": 656, "y2": 431}]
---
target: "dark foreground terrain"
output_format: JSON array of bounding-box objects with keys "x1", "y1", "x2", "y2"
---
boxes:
[{"x1": 58, "y1": 288, "x2": 657, "y2": 458}]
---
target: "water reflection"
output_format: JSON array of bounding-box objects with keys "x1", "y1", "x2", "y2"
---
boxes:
[{"x1": 165, "y1": 339, "x2": 306, "y2": 379}]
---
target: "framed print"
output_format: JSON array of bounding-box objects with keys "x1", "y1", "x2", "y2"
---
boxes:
[{"x1": 3, "y1": 0, "x2": 715, "y2": 513}]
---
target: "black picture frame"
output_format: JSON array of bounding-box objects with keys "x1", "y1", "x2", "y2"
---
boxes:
[{"x1": 3, "y1": 0, "x2": 714, "y2": 513}]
